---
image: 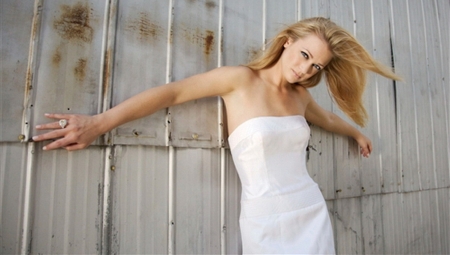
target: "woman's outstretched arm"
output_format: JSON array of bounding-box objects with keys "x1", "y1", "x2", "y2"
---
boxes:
[
  {"x1": 304, "y1": 90, "x2": 372, "y2": 158},
  {"x1": 33, "y1": 66, "x2": 242, "y2": 151}
]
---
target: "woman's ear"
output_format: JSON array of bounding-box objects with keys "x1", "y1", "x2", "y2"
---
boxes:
[{"x1": 284, "y1": 37, "x2": 293, "y2": 48}]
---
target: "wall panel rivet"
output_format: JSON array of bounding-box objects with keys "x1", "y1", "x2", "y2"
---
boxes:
[{"x1": 18, "y1": 134, "x2": 26, "y2": 141}]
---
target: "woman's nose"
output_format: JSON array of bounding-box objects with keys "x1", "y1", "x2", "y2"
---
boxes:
[{"x1": 299, "y1": 64, "x2": 312, "y2": 74}]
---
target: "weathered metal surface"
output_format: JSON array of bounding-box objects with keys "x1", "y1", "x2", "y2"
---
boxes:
[
  {"x1": 111, "y1": 0, "x2": 170, "y2": 146},
  {"x1": 29, "y1": 0, "x2": 108, "y2": 140},
  {"x1": 28, "y1": 147, "x2": 104, "y2": 254},
  {"x1": 0, "y1": 143, "x2": 28, "y2": 254},
  {"x1": 421, "y1": 0, "x2": 450, "y2": 189},
  {"x1": 0, "y1": 1, "x2": 35, "y2": 142},
  {"x1": 1, "y1": 1, "x2": 450, "y2": 255},
  {"x1": 224, "y1": 149, "x2": 242, "y2": 254},
  {"x1": 109, "y1": 145, "x2": 169, "y2": 254},
  {"x1": 169, "y1": 0, "x2": 221, "y2": 148},
  {"x1": 174, "y1": 148, "x2": 221, "y2": 254},
  {"x1": 354, "y1": 0, "x2": 399, "y2": 195},
  {"x1": 382, "y1": 190, "x2": 450, "y2": 254},
  {"x1": 222, "y1": 0, "x2": 263, "y2": 67}
]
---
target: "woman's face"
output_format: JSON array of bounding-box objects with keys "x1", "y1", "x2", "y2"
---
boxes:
[{"x1": 281, "y1": 34, "x2": 332, "y2": 84}]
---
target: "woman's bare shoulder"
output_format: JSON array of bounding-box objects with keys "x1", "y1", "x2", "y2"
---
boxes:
[
  {"x1": 217, "y1": 65, "x2": 256, "y2": 80},
  {"x1": 293, "y1": 85, "x2": 314, "y2": 102}
]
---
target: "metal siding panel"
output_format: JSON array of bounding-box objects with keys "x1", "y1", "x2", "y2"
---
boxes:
[
  {"x1": 381, "y1": 190, "x2": 450, "y2": 254},
  {"x1": 224, "y1": 150, "x2": 242, "y2": 254},
  {"x1": 30, "y1": 0, "x2": 107, "y2": 139},
  {"x1": 30, "y1": 147, "x2": 104, "y2": 254},
  {"x1": 0, "y1": 143, "x2": 28, "y2": 254},
  {"x1": 422, "y1": 1, "x2": 450, "y2": 189},
  {"x1": 299, "y1": 0, "x2": 331, "y2": 19},
  {"x1": 438, "y1": 188, "x2": 450, "y2": 254},
  {"x1": 222, "y1": 0, "x2": 263, "y2": 67},
  {"x1": 174, "y1": 148, "x2": 221, "y2": 254},
  {"x1": 435, "y1": 0, "x2": 450, "y2": 187},
  {"x1": 361, "y1": 195, "x2": 384, "y2": 254},
  {"x1": 406, "y1": 0, "x2": 436, "y2": 191},
  {"x1": 330, "y1": 0, "x2": 362, "y2": 199},
  {"x1": 403, "y1": 191, "x2": 432, "y2": 254},
  {"x1": 169, "y1": 0, "x2": 220, "y2": 148},
  {"x1": 333, "y1": 197, "x2": 363, "y2": 254},
  {"x1": 408, "y1": 1, "x2": 442, "y2": 189},
  {"x1": 0, "y1": 1, "x2": 34, "y2": 141},
  {"x1": 111, "y1": 1, "x2": 170, "y2": 146},
  {"x1": 265, "y1": 0, "x2": 298, "y2": 40},
  {"x1": 389, "y1": 0, "x2": 421, "y2": 192},
  {"x1": 355, "y1": 0, "x2": 400, "y2": 195},
  {"x1": 109, "y1": 145, "x2": 169, "y2": 254},
  {"x1": 422, "y1": 189, "x2": 441, "y2": 253},
  {"x1": 381, "y1": 192, "x2": 404, "y2": 254}
]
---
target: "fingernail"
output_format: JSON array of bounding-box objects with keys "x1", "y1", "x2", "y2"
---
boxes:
[
  {"x1": 32, "y1": 136, "x2": 38, "y2": 141},
  {"x1": 43, "y1": 146, "x2": 47, "y2": 150},
  {"x1": 35, "y1": 125, "x2": 41, "y2": 129}
]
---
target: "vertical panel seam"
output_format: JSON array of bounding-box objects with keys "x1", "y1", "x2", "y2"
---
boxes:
[
  {"x1": 165, "y1": 1, "x2": 175, "y2": 253},
  {"x1": 21, "y1": 0, "x2": 43, "y2": 143},
  {"x1": 216, "y1": 1, "x2": 226, "y2": 254}
]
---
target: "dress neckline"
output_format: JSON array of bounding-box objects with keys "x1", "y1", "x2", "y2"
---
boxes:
[{"x1": 228, "y1": 115, "x2": 306, "y2": 139}]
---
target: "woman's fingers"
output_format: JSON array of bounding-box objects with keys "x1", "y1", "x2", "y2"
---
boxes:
[{"x1": 34, "y1": 113, "x2": 101, "y2": 151}]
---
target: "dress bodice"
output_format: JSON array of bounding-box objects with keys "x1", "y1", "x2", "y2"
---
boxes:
[{"x1": 228, "y1": 115, "x2": 315, "y2": 201}]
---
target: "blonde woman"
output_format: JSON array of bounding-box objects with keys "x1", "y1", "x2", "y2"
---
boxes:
[{"x1": 34, "y1": 17, "x2": 401, "y2": 254}]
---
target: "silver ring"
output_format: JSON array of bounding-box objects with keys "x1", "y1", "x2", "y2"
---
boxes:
[{"x1": 59, "y1": 119, "x2": 68, "y2": 129}]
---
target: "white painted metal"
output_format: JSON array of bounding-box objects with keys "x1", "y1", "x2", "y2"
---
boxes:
[
  {"x1": 109, "y1": 145, "x2": 169, "y2": 254},
  {"x1": 174, "y1": 148, "x2": 221, "y2": 254},
  {"x1": 111, "y1": 0, "x2": 170, "y2": 146},
  {"x1": 0, "y1": 0, "x2": 35, "y2": 142},
  {"x1": 0, "y1": 143, "x2": 28, "y2": 254},
  {"x1": 29, "y1": 0, "x2": 108, "y2": 144},
  {"x1": 1, "y1": 0, "x2": 450, "y2": 254},
  {"x1": 169, "y1": 0, "x2": 221, "y2": 148},
  {"x1": 28, "y1": 147, "x2": 104, "y2": 254}
]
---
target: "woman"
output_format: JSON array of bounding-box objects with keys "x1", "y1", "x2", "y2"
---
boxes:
[{"x1": 34, "y1": 17, "x2": 400, "y2": 254}]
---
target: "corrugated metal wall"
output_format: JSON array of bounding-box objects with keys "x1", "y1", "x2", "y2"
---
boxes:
[{"x1": 1, "y1": 0, "x2": 449, "y2": 254}]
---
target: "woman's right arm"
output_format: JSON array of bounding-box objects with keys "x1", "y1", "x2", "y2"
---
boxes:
[{"x1": 33, "y1": 66, "x2": 243, "y2": 151}]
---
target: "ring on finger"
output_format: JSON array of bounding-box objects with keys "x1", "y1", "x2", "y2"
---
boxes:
[{"x1": 59, "y1": 119, "x2": 68, "y2": 129}]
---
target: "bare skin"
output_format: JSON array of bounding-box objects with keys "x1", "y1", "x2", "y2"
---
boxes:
[{"x1": 34, "y1": 34, "x2": 372, "y2": 157}]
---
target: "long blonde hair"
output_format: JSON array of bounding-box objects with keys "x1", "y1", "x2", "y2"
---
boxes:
[{"x1": 246, "y1": 17, "x2": 401, "y2": 127}]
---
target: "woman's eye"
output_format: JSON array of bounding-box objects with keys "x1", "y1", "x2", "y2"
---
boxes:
[
  {"x1": 314, "y1": 64, "x2": 321, "y2": 71},
  {"x1": 301, "y1": 51, "x2": 309, "y2": 59}
]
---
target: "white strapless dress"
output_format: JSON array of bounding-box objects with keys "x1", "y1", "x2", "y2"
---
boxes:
[{"x1": 228, "y1": 115, "x2": 335, "y2": 254}]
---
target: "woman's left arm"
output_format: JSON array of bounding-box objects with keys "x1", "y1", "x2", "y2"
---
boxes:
[{"x1": 304, "y1": 92, "x2": 372, "y2": 158}]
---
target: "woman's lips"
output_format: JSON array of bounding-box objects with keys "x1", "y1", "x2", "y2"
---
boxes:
[{"x1": 292, "y1": 69, "x2": 301, "y2": 79}]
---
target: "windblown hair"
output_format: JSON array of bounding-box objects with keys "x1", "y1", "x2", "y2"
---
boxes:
[{"x1": 246, "y1": 17, "x2": 401, "y2": 127}]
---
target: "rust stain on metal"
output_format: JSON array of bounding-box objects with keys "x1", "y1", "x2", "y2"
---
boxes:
[
  {"x1": 74, "y1": 58, "x2": 87, "y2": 81},
  {"x1": 182, "y1": 27, "x2": 215, "y2": 55},
  {"x1": 52, "y1": 48, "x2": 62, "y2": 66},
  {"x1": 248, "y1": 47, "x2": 261, "y2": 62},
  {"x1": 53, "y1": 2, "x2": 93, "y2": 42},
  {"x1": 205, "y1": 1, "x2": 217, "y2": 9},
  {"x1": 204, "y1": 30, "x2": 214, "y2": 55},
  {"x1": 102, "y1": 49, "x2": 111, "y2": 98},
  {"x1": 126, "y1": 12, "x2": 163, "y2": 43},
  {"x1": 25, "y1": 66, "x2": 33, "y2": 95}
]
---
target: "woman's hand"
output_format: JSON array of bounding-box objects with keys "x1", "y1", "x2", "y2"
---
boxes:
[
  {"x1": 355, "y1": 133, "x2": 372, "y2": 158},
  {"x1": 33, "y1": 113, "x2": 105, "y2": 151}
]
